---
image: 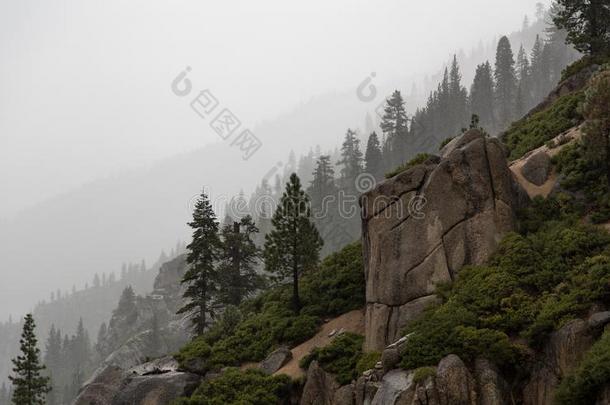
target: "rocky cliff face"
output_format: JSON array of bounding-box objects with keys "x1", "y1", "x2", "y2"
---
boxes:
[
  {"x1": 73, "y1": 255, "x2": 192, "y2": 404},
  {"x1": 361, "y1": 130, "x2": 527, "y2": 350},
  {"x1": 300, "y1": 311, "x2": 610, "y2": 405}
]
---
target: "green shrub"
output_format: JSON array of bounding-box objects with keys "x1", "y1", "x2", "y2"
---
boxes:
[
  {"x1": 175, "y1": 337, "x2": 211, "y2": 372},
  {"x1": 398, "y1": 221, "x2": 610, "y2": 371},
  {"x1": 413, "y1": 367, "x2": 436, "y2": 383},
  {"x1": 502, "y1": 91, "x2": 585, "y2": 160},
  {"x1": 553, "y1": 140, "x2": 610, "y2": 222},
  {"x1": 561, "y1": 55, "x2": 610, "y2": 82},
  {"x1": 300, "y1": 333, "x2": 364, "y2": 385},
  {"x1": 385, "y1": 153, "x2": 433, "y2": 179},
  {"x1": 555, "y1": 329, "x2": 610, "y2": 405},
  {"x1": 173, "y1": 368, "x2": 292, "y2": 405},
  {"x1": 355, "y1": 351, "x2": 381, "y2": 374},
  {"x1": 176, "y1": 243, "x2": 365, "y2": 372}
]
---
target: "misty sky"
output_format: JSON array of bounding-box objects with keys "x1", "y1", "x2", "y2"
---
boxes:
[{"x1": 0, "y1": 0, "x2": 551, "y2": 221}]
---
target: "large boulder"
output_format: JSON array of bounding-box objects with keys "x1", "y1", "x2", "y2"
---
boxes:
[
  {"x1": 520, "y1": 151, "x2": 552, "y2": 186},
  {"x1": 300, "y1": 361, "x2": 340, "y2": 405},
  {"x1": 259, "y1": 347, "x2": 292, "y2": 375},
  {"x1": 361, "y1": 130, "x2": 527, "y2": 350},
  {"x1": 73, "y1": 357, "x2": 201, "y2": 405}
]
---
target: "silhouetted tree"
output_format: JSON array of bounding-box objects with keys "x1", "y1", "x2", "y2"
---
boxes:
[
  {"x1": 217, "y1": 216, "x2": 261, "y2": 306},
  {"x1": 364, "y1": 132, "x2": 383, "y2": 180},
  {"x1": 9, "y1": 314, "x2": 51, "y2": 405},
  {"x1": 178, "y1": 190, "x2": 222, "y2": 335},
  {"x1": 494, "y1": 36, "x2": 517, "y2": 129},
  {"x1": 264, "y1": 174, "x2": 323, "y2": 313}
]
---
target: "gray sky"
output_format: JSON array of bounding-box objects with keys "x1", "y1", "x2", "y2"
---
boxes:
[{"x1": 0, "y1": 0, "x2": 550, "y2": 220}]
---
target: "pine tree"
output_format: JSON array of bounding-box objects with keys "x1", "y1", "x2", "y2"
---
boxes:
[
  {"x1": 217, "y1": 215, "x2": 261, "y2": 306},
  {"x1": 448, "y1": 55, "x2": 469, "y2": 135},
  {"x1": 178, "y1": 190, "x2": 222, "y2": 335},
  {"x1": 470, "y1": 62, "x2": 496, "y2": 132},
  {"x1": 364, "y1": 132, "x2": 383, "y2": 180},
  {"x1": 9, "y1": 314, "x2": 51, "y2": 405},
  {"x1": 308, "y1": 155, "x2": 337, "y2": 207},
  {"x1": 530, "y1": 35, "x2": 545, "y2": 103},
  {"x1": 336, "y1": 129, "x2": 364, "y2": 190},
  {"x1": 114, "y1": 286, "x2": 137, "y2": 322},
  {"x1": 553, "y1": 0, "x2": 610, "y2": 55},
  {"x1": 494, "y1": 36, "x2": 517, "y2": 129},
  {"x1": 380, "y1": 91, "x2": 409, "y2": 166},
  {"x1": 43, "y1": 325, "x2": 61, "y2": 405},
  {"x1": 263, "y1": 174, "x2": 323, "y2": 313},
  {"x1": 73, "y1": 319, "x2": 90, "y2": 375}
]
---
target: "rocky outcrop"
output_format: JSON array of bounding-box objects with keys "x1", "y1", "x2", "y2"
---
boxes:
[
  {"x1": 259, "y1": 347, "x2": 292, "y2": 375},
  {"x1": 300, "y1": 361, "x2": 340, "y2": 405},
  {"x1": 349, "y1": 354, "x2": 510, "y2": 405},
  {"x1": 520, "y1": 151, "x2": 551, "y2": 186},
  {"x1": 523, "y1": 312, "x2": 610, "y2": 405},
  {"x1": 73, "y1": 357, "x2": 201, "y2": 405},
  {"x1": 361, "y1": 130, "x2": 527, "y2": 350}
]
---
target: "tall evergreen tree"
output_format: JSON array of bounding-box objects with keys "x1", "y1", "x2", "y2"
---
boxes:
[
  {"x1": 336, "y1": 129, "x2": 364, "y2": 190},
  {"x1": 380, "y1": 91, "x2": 409, "y2": 166},
  {"x1": 494, "y1": 36, "x2": 517, "y2": 129},
  {"x1": 43, "y1": 325, "x2": 61, "y2": 405},
  {"x1": 470, "y1": 62, "x2": 496, "y2": 132},
  {"x1": 178, "y1": 190, "x2": 222, "y2": 335},
  {"x1": 553, "y1": 0, "x2": 610, "y2": 55},
  {"x1": 364, "y1": 132, "x2": 383, "y2": 180},
  {"x1": 217, "y1": 215, "x2": 261, "y2": 306},
  {"x1": 9, "y1": 314, "x2": 51, "y2": 405},
  {"x1": 307, "y1": 155, "x2": 337, "y2": 211},
  {"x1": 448, "y1": 55, "x2": 469, "y2": 135},
  {"x1": 263, "y1": 174, "x2": 323, "y2": 313}
]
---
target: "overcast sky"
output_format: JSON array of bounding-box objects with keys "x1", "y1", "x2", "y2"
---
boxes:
[{"x1": 0, "y1": 0, "x2": 550, "y2": 220}]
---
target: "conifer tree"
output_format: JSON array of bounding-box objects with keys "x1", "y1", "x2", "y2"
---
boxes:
[
  {"x1": 178, "y1": 190, "x2": 222, "y2": 335},
  {"x1": 308, "y1": 155, "x2": 337, "y2": 207},
  {"x1": 494, "y1": 36, "x2": 517, "y2": 129},
  {"x1": 470, "y1": 62, "x2": 496, "y2": 132},
  {"x1": 448, "y1": 55, "x2": 469, "y2": 135},
  {"x1": 364, "y1": 132, "x2": 383, "y2": 180},
  {"x1": 380, "y1": 91, "x2": 409, "y2": 166},
  {"x1": 9, "y1": 314, "x2": 51, "y2": 405},
  {"x1": 217, "y1": 215, "x2": 261, "y2": 306},
  {"x1": 336, "y1": 129, "x2": 364, "y2": 190},
  {"x1": 263, "y1": 174, "x2": 323, "y2": 313},
  {"x1": 553, "y1": 0, "x2": 610, "y2": 55}
]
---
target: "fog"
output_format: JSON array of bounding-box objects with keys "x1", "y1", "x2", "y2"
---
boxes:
[{"x1": 0, "y1": 0, "x2": 549, "y2": 319}]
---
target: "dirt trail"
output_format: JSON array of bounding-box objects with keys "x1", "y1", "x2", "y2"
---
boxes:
[{"x1": 274, "y1": 308, "x2": 365, "y2": 379}]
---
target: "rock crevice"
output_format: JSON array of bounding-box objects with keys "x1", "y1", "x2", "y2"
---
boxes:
[{"x1": 361, "y1": 130, "x2": 527, "y2": 350}]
